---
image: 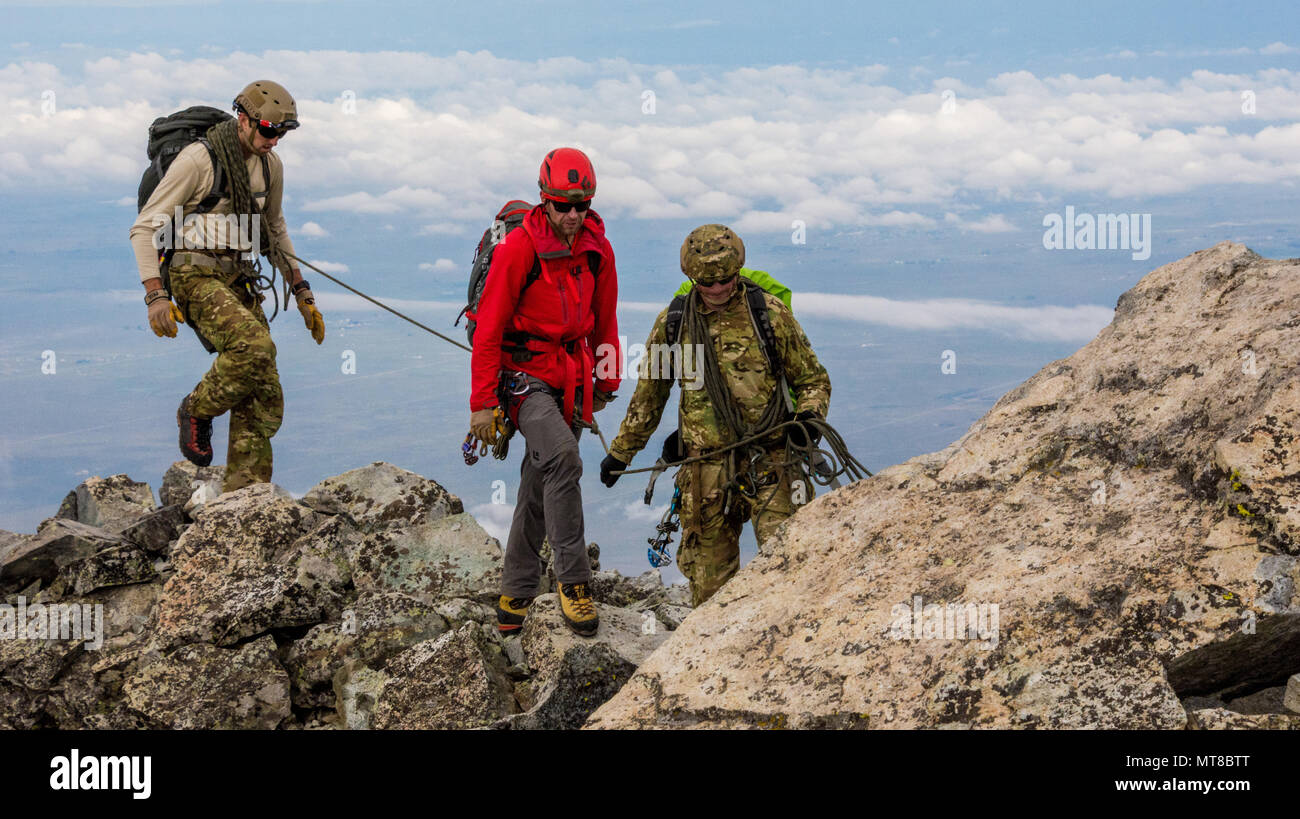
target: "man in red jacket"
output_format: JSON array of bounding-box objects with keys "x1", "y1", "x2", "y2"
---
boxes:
[{"x1": 469, "y1": 147, "x2": 620, "y2": 637}]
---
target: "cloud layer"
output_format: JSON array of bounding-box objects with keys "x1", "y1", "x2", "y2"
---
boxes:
[
  {"x1": 797, "y1": 293, "x2": 1113, "y2": 341},
  {"x1": 3, "y1": 49, "x2": 1298, "y2": 236},
  {"x1": 307, "y1": 289, "x2": 1112, "y2": 341}
]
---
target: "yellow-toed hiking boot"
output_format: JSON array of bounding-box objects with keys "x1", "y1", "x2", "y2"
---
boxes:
[
  {"x1": 558, "y1": 582, "x2": 599, "y2": 637},
  {"x1": 497, "y1": 595, "x2": 533, "y2": 635}
]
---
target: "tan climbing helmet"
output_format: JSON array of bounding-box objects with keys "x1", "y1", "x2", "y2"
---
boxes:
[{"x1": 233, "y1": 80, "x2": 299, "y2": 130}]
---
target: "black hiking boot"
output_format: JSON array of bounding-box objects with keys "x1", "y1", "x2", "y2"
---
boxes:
[
  {"x1": 177, "y1": 395, "x2": 213, "y2": 467},
  {"x1": 497, "y1": 595, "x2": 533, "y2": 635}
]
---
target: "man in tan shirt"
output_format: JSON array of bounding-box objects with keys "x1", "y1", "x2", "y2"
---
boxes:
[{"x1": 130, "y1": 80, "x2": 324, "y2": 493}]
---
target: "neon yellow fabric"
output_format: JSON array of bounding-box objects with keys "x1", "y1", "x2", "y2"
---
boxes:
[{"x1": 673, "y1": 268, "x2": 793, "y2": 309}]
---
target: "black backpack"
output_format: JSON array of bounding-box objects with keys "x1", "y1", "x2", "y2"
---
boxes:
[
  {"x1": 137, "y1": 105, "x2": 231, "y2": 213},
  {"x1": 456, "y1": 200, "x2": 602, "y2": 349},
  {"x1": 136, "y1": 105, "x2": 269, "y2": 289}
]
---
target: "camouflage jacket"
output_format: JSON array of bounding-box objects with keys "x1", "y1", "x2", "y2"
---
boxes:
[{"x1": 608, "y1": 281, "x2": 831, "y2": 463}]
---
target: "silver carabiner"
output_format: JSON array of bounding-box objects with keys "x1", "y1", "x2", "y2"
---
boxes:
[{"x1": 505, "y1": 371, "x2": 531, "y2": 396}]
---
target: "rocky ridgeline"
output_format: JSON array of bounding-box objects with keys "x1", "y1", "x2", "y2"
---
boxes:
[
  {"x1": 0, "y1": 462, "x2": 688, "y2": 729},
  {"x1": 589, "y1": 242, "x2": 1300, "y2": 729},
  {"x1": 6, "y1": 242, "x2": 1299, "y2": 732}
]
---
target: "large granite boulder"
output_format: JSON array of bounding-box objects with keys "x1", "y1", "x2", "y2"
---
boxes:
[
  {"x1": 159, "y1": 461, "x2": 224, "y2": 509},
  {"x1": 49, "y1": 543, "x2": 157, "y2": 597},
  {"x1": 301, "y1": 462, "x2": 463, "y2": 531},
  {"x1": 505, "y1": 594, "x2": 670, "y2": 729},
  {"x1": 282, "y1": 591, "x2": 449, "y2": 709},
  {"x1": 153, "y1": 484, "x2": 344, "y2": 647},
  {"x1": 122, "y1": 635, "x2": 291, "y2": 729},
  {"x1": 370, "y1": 623, "x2": 516, "y2": 729},
  {"x1": 349, "y1": 513, "x2": 502, "y2": 604},
  {"x1": 592, "y1": 243, "x2": 1300, "y2": 729},
  {"x1": 0, "y1": 520, "x2": 128, "y2": 586},
  {"x1": 54, "y1": 474, "x2": 156, "y2": 533},
  {"x1": 118, "y1": 505, "x2": 187, "y2": 556}
]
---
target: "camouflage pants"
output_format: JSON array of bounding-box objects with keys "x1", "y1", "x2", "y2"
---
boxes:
[
  {"x1": 169, "y1": 264, "x2": 284, "y2": 493},
  {"x1": 675, "y1": 448, "x2": 807, "y2": 607}
]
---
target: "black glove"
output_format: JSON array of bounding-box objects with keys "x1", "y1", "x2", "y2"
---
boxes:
[
  {"x1": 660, "y1": 429, "x2": 683, "y2": 463},
  {"x1": 786, "y1": 411, "x2": 823, "y2": 449},
  {"x1": 600, "y1": 453, "x2": 628, "y2": 487}
]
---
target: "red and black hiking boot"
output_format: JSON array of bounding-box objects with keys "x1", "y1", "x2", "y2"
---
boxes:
[
  {"x1": 177, "y1": 395, "x2": 213, "y2": 467},
  {"x1": 497, "y1": 595, "x2": 533, "y2": 635}
]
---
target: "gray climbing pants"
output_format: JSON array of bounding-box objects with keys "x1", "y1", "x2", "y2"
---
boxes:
[{"x1": 500, "y1": 376, "x2": 592, "y2": 597}]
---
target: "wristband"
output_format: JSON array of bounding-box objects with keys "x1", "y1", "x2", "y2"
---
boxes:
[
  {"x1": 144, "y1": 289, "x2": 170, "y2": 306},
  {"x1": 292, "y1": 278, "x2": 311, "y2": 295}
]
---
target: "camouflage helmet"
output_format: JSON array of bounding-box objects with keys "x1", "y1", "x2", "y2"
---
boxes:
[
  {"x1": 680, "y1": 224, "x2": 745, "y2": 283},
  {"x1": 233, "y1": 80, "x2": 298, "y2": 127}
]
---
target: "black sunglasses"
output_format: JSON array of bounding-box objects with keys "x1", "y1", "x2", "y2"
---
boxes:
[
  {"x1": 237, "y1": 104, "x2": 299, "y2": 139},
  {"x1": 549, "y1": 199, "x2": 591, "y2": 213},
  {"x1": 255, "y1": 121, "x2": 298, "y2": 139},
  {"x1": 697, "y1": 273, "x2": 738, "y2": 288}
]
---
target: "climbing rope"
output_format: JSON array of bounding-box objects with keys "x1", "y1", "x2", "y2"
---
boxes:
[
  {"x1": 629, "y1": 288, "x2": 869, "y2": 521},
  {"x1": 207, "y1": 119, "x2": 297, "y2": 321},
  {"x1": 285, "y1": 252, "x2": 610, "y2": 459},
  {"x1": 283, "y1": 251, "x2": 473, "y2": 353},
  {"x1": 283, "y1": 254, "x2": 865, "y2": 490}
]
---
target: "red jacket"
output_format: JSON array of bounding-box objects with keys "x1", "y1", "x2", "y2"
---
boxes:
[{"x1": 470, "y1": 205, "x2": 620, "y2": 423}]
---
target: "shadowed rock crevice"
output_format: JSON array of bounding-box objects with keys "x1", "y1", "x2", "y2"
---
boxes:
[{"x1": 1167, "y1": 613, "x2": 1300, "y2": 701}]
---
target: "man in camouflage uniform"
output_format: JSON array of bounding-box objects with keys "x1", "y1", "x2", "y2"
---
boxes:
[
  {"x1": 600, "y1": 224, "x2": 831, "y2": 606},
  {"x1": 130, "y1": 80, "x2": 324, "y2": 493}
]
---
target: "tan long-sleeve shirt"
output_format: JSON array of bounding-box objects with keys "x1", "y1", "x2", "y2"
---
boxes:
[{"x1": 129, "y1": 141, "x2": 297, "y2": 283}]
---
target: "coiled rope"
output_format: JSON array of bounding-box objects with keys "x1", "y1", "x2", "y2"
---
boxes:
[{"x1": 205, "y1": 118, "x2": 297, "y2": 321}]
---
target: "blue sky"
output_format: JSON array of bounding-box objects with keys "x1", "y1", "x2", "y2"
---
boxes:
[
  {"x1": 1, "y1": 0, "x2": 1297, "y2": 577},
  {"x1": 4, "y1": 0, "x2": 1298, "y2": 81}
]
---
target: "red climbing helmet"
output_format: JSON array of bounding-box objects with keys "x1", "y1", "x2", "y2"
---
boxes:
[{"x1": 538, "y1": 147, "x2": 596, "y2": 203}]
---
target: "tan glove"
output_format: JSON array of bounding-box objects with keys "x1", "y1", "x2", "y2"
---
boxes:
[
  {"x1": 296, "y1": 289, "x2": 325, "y2": 344},
  {"x1": 148, "y1": 300, "x2": 184, "y2": 338},
  {"x1": 592, "y1": 389, "x2": 616, "y2": 413},
  {"x1": 470, "y1": 408, "x2": 505, "y2": 445}
]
